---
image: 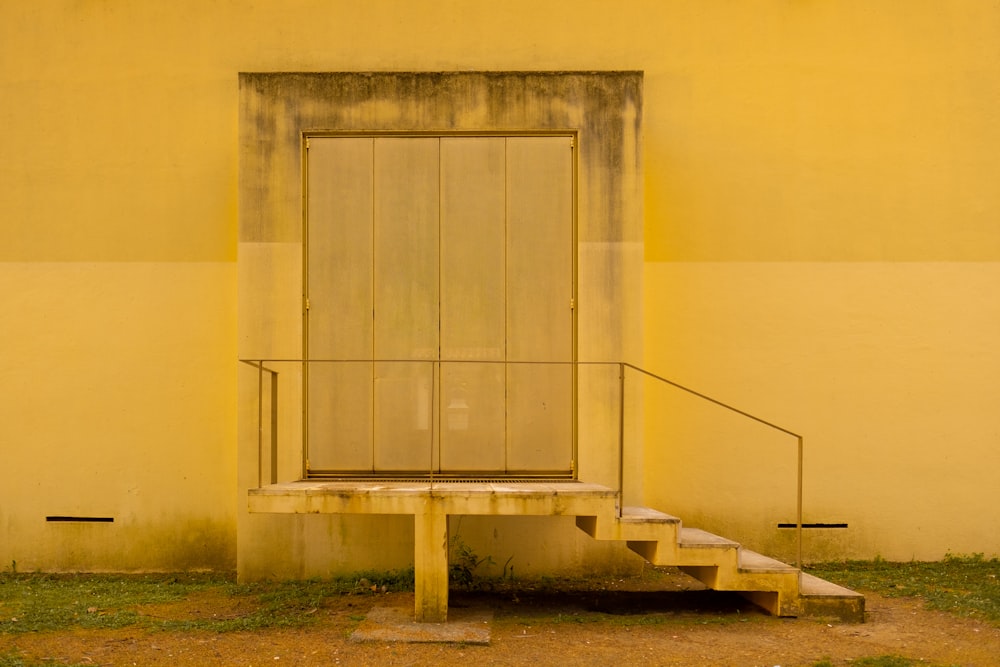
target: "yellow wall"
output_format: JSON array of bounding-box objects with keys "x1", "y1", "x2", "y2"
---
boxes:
[
  {"x1": 638, "y1": 1, "x2": 1000, "y2": 561},
  {"x1": 1, "y1": 1, "x2": 998, "y2": 572},
  {"x1": 0, "y1": 263, "x2": 236, "y2": 570},
  {"x1": 644, "y1": 262, "x2": 1000, "y2": 562}
]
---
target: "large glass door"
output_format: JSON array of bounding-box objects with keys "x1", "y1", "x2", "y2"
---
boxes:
[{"x1": 305, "y1": 135, "x2": 574, "y2": 476}]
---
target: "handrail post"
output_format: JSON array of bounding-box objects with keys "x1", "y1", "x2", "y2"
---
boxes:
[
  {"x1": 301, "y1": 360, "x2": 308, "y2": 480},
  {"x1": 621, "y1": 362, "x2": 807, "y2": 570},
  {"x1": 618, "y1": 362, "x2": 625, "y2": 517},
  {"x1": 270, "y1": 368, "x2": 279, "y2": 485},
  {"x1": 430, "y1": 360, "x2": 436, "y2": 489},
  {"x1": 257, "y1": 361, "x2": 263, "y2": 489},
  {"x1": 797, "y1": 435, "x2": 804, "y2": 570}
]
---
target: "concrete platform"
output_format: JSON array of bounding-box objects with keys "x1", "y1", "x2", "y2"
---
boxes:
[
  {"x1": 249, "y1": 479, "x2": 618, "y2": 516},
  {"x1": 351, "y1": 605, "x2": 492, "y2": 644},
  {"x1": 250, "y1": 479, "x2": 618, "y2": 623},
  {"x1": 248, "y1": 478, "x2": 865, "y2": 623}
]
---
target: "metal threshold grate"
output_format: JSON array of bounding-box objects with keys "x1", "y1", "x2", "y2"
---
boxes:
[{"x1": 307, "y1": 477, "x2": 579, "y2": 484}]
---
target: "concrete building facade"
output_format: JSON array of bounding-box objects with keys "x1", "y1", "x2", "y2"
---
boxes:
[{"x1": 1, "y1": 1, "x2": 998, "y2": 576}]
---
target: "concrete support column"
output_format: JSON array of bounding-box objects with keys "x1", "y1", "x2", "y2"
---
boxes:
[{"x1": 414, "y1": 505, "x2": 449, "y2": 622}]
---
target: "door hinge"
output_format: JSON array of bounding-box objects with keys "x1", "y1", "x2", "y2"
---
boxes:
[
  {"x1": 305, "y1": 298, "x2": 311, "y2": 311},
  {"x1": 570, "y1": 298, "x2": 576, "y2": 310},
  {"x1": 305, "y1": 137, "x2": 311, "y2": 150}
]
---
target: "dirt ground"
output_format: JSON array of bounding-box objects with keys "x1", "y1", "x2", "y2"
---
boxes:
[{"x1": 2, "y1": 570, "x2": 998, "y2": 667}]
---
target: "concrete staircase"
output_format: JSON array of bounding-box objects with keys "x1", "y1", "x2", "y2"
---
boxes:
[
  {"x1": 249, "y1": 479, "x2": 863, "y2": 623},
  {"x1": 576, "y1": 506, "x2": 865, "y2": 622}
]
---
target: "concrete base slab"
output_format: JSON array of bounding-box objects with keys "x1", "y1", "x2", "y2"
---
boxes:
[{"x1": 350, "y1": 606, "x2": 493, "y2": 644}]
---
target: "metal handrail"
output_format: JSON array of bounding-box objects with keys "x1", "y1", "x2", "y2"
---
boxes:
[
  {"x1": 240, "y1": 358, "x2": 805, "y2": 569},
  {"x1": 620, "y1": 363, "x2": 804, "y2": 570},
  {"x1": 239, "y1": 360, "x2": 279, "y2": 488}
]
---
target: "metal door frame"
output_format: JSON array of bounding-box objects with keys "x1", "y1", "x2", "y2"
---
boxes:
[{"x1": 301, "y1": 130, "x2": 579, "y2": 478}]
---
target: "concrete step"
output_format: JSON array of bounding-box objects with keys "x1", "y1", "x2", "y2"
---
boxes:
[
  {"x1": 620, "y1": 506, "x2": 681, "y2": 524},
  {"x1": 617, "y1": 506, "x2": 681, "y2": 542},
  {"x1": 739, "y1": 548, "x2": 799, "y2": 574},
  {"x1": 799, "y1": 572, "x2": 866, "y2": 622},
  {"x1": 575, "y1": 504, "x2": 865, "y2": 622},
  {"x1": 577, "y1": 505, "x2": 680, "y2": 542},
  {"x1": 679, "y1": 526, "x2": 739, "y2": 549}
]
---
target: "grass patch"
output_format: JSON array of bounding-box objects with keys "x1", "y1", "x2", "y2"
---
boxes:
[
  {"x1": 0, "y1": 573, "x2": 215, "y2": 633},
  {"x1": 808, "y1": 553, "x2": 1000, "y2": 624},
  {"x1": 1, "y1": 650, "x2": 94, "y2": 667},
  {"x1": 0, "y1": 653, "x2": 31, "y2": 667},
  {"x1": 849, "y1": 657, "x2": 918, "y2": 667},
  {"x1": 814, "y1": 654, "x2": 957, "y2": 667},
  {"x1": 2, "y1": 557, "x2": 996, "y2": 638},
  {"x1": 0, "y1": 569, "x2": 414, "y2": 634}
]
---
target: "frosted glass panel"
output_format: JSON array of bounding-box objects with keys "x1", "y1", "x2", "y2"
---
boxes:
[{"x1": 307, "y1": 135, "x2": 572, "y2": 475}]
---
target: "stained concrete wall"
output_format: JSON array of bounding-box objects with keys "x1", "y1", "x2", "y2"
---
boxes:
[
  {"x1": 1, "y1": 1, "x2": 998, "y2": 573},
  {"x1": 237, "y1": 71, "x2": 644, "y2": 579}
]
